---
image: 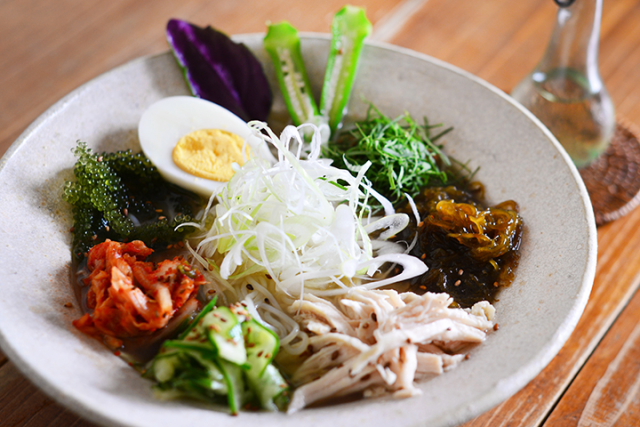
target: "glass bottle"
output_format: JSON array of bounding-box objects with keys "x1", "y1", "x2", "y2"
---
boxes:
[{"x1": 511, "y1": 0, "x2": 615, "y2": 169}]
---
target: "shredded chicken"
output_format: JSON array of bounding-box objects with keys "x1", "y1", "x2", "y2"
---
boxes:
[{"x1": 286, "y1": 289, "x2": 495, "y2": 413}]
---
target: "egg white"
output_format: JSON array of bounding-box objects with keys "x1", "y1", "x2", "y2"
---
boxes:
[{"x1": 138, "y1": 96, "x2": 273, "y2": 196}]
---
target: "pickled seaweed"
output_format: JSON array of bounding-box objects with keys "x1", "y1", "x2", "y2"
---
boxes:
[{"x1": 399, "y1": 185, "x2": 523, "y2": 307}]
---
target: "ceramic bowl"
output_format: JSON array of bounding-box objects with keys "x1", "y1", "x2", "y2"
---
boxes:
[{"x1": 0, "y1": 34, "x2": 597, "y2": 427}]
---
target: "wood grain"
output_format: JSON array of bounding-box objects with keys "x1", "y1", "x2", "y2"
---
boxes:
[
  {"x1": 2, "y1": 0, "x2": 640, "y2": 426},
  {"x1": 462, "y1": 208, "x2": 640, "y2": 426},
  {"x1": 543, "y1": 288, "x2": 640, "y2": 426},
  {"x1": 0, "y1": 0, "x2": 404, "y2": 158},
  {"x1": 391, "y1": 0, "x2": 556, "y2": 92},
  {"x1": 0, "y1": 362, "x2": 91, "y2": 427}
]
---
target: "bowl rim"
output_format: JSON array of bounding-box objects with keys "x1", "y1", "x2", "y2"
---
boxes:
[{"x1": 0, "y1": 33, "x2": 598, "y2": 427}]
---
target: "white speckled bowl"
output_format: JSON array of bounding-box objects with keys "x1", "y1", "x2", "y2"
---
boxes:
[{"x1": 0, "y1": 34, "x2": 596, "y2": 427}]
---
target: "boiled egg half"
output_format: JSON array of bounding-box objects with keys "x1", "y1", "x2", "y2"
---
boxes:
[{"x1": 138, "y1": 96, "x2": 273, "y2": 196}]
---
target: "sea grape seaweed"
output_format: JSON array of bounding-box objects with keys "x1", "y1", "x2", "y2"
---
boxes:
[{"x1": 63, "y1": 142, "x2": 200, "y2": 260}]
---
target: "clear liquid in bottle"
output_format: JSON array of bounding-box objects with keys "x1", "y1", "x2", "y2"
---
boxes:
[
  {"x1": 512, "y1": 67, "x2": 615, "y2": 168},
  {"x1": 511, "y1": 0, "x2": 615, "y2": 169}
]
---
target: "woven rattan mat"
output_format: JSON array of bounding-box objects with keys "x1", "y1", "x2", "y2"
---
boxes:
[{"x1": 579, "y1": 121, "x2": 640, "y2": 226}]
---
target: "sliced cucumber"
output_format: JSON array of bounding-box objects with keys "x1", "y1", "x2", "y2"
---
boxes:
[
  {"x1": 178, "y1": 296, "x2": 218, "y2": 340},
  {"x1": 243, "y1": 319, "x2": 279, "y2": 377},
  {"x1": 243, "y1": 319, "x2": 289, "y2": 411},
  {"x1": 148, "y1": 299, "x2": 289, "y2": 413},
  {"x1": 218, "y1": 359, "x2": 247, "y2": 415},
  {"x1": 202, "y1": 306, "x2": 247, "y2": 366},
  {"x1": 152, "y1": 352, "x2": 181, "y2": 383}
]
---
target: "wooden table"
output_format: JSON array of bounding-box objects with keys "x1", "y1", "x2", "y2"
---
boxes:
[{"x1": 1, "y1": 0, "x2": 639, "y2": 425}]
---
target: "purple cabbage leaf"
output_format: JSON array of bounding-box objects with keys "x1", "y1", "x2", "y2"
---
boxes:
[{"x1": 166, "y1": 19, "x2": 272, "y2": 122}]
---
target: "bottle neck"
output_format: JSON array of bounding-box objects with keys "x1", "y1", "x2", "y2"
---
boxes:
[{"x1": 537, "y1": 0, "x2": 603, "y2": 88}]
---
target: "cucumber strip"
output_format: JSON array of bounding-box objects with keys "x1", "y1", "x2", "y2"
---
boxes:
[
  {"x1": 188, "y1": 352, "x2": 227, "y2": 394},
  {"x1": 242, "y1": 319, "x2": 288, "y2": 411},
  {"x1": 254, "y1": 364, "x2": 289, "y2": 411},
  {"x1": 243, "y1": 319, "x2": 279, "y2": 377},
  {"x1": 148, "y1": 298, "x2": 290, "y2": 413},
  {"x1": 162, "y1": 340, "x2": 218, "y2": 359},
  {"x1": 178, "y1": 296, "x2": 218, "y2": 340},
  {"x1": 203, "y1": 307, "x2": 247, "y2": 366},
  {"x1": 218, "y1": 359, "x2": 246, "y2": 415},
  {"x1": 319, "y1": 6, "x2": 372, "y2": 134},
  {"x1": 264, "y1": 22, "x2": 320, "y2": 126},
  {"x1": 152, "y1": 350, "x2": 227, "y2": 399},
  {"x1": 152, "y1": 352, "x2": 181, "y2": 383}
]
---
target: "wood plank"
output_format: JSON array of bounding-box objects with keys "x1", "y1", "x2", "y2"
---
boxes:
[
  {"x1": 543, "y1": 288, "x2": 640, "y2": 426},
  {"x1": 0, "y1": 0, "x2": 404, "y2": 158},
  {"x1": 599, "y1": 1, "x2": 640, "y2": 126},
  {"x1": 389, "y1": 0, "x2": 556, "y2": 91},
  {"x1": 387, "y1": 0, "x2": 640, "y2": 126},
  {"x1": 0, "y1": 361, "x2": 96, "y2": 427},
  {"x1": 461, "y1": 206, "x2": 640, "y2": 427}
]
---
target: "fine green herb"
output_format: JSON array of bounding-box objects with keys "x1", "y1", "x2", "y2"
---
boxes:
[
  {"x1": 323, "y1": 105, "x2": 455, "y2": 208},
  {"x1": 63, "y1": 141, "x2": 200, "y2": 259}
]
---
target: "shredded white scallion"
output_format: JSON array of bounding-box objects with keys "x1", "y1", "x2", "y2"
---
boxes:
[{"x1": 193, "y1": 122, "x2": 425, "y2": 296}]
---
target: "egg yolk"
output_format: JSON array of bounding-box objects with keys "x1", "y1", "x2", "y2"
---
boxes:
[{"x1": 172, "y1": 129, "x2": 252, "y2": 182}]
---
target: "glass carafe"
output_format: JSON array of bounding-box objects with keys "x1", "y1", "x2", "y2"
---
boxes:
[{"x1": 511, "y1": 0, "x2": 615, "y2": 169}]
